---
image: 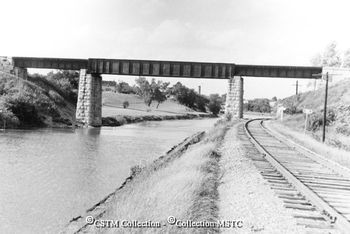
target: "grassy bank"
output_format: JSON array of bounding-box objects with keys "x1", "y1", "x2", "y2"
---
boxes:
[
  {"x1": 102, "y1": 91, "x2": 214, "y2": 126},
  {"x1": 279, "y1": 79, "x2": 350, "y2": 151},
  {"x1": 0, "y1": 74, "x2": 213, "y2": 129},
  {"x1": 277, "y1": 114, "x2": 350, "y2": 151},
  {"x1": 102, "y1": 113, "x2": 214, "y2": 126},
  {"x1": 64, "y1": 118, "x2": 230, "y2": 233},
  {"x1": 102, "y1": 92, "x2": 203, "y2": 117},
  {"x1": 0, "y1": 72, "x2": 75, "y2": 129},
  {"x1": 267, "y1": 120, "x2": 350, "y2": 170}
]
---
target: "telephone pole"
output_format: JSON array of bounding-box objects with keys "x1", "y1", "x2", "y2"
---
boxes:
[
  {"x1": 292, "y1": 80, "x2": 299, "y2": 95},
  {"x1": 322, "y1": 72, "x2": 329, "y2": 143},
  {"x1": 312, "y1": 72, "x2": 329, "y2": 143}
]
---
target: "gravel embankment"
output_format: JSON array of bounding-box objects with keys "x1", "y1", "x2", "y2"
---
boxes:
[{"x1": 218, "y1": 122, "x2": 306, "y2": 234}]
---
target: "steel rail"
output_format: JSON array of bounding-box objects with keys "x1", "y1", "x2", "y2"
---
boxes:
[
  {"x1": 244, "y1": 118, "x2": 350, "y2": 234},
  {"x1": 261, "y1": 121, "x2": 350, "y2": 178}
]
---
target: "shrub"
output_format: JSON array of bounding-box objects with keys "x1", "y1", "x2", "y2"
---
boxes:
[
  {"x1": 284, "y1": 106, "x2": 303, "y2": 115},
  {"x1": 336, "y1": 123, "x2": 350, "y2": 136},
  {"x1": 123, "y1": 101, "x2": 130, "y2": 109},
  {"x1": 307, "y1": 109, "x2": 336, "y2": 131},
  {"x1": 247, "y1": 98, "x2": 271, "y2": 113},
  {"x1": 224, "y1": 112, "x2": 233, "y2": 122},
  {"x1": 7, "y1": 97, "x2": 43, "y2": 127},
  {"x1": 0, "y1": 108, "x2": 20, "y2": 128}
]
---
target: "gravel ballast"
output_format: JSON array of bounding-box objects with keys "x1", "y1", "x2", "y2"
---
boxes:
[{"x1": 217, "y1": 122, "x2": 306, "y2": 234}]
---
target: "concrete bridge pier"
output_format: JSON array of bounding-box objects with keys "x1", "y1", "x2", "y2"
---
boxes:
[
  {"x1": 76, "y1": 69, "x2": 102, "y2": 127},
  {"x1": 225, "y1": 76, "x2": 244, "y2": 118}
]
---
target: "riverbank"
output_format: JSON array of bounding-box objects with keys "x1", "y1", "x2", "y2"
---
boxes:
[
  {"x1": 102, "y1": 113, "x2": 215, "y2": 127},
  {"x1": 0, "y1": 71, "x2": 76, "y2": 129},
  {"x1": 1, "y1": 118, "x2": 217, "y2": 233},
  {"x1": 101, "y1": 91, "x2": 215, "y2": 127},
  {"x1": 64, "y1": 119, "x2": 228, "y2": 233},
  {"x1": 64, "y1": 118, "x2": 308, "y2": 233}
]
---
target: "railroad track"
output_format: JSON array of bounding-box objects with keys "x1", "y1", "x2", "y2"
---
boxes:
[{"x1": 242, "y1": 118, "x2": 350, "y2": 234}]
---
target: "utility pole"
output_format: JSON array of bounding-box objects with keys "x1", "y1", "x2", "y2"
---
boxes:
[
  {"x1": 312, "y1": 72, "x2": 329, "y2": 143},
  {"x1": 292, "y1": 80, "x2": 299, "y2": 95},
  {"x1": 322, "y1": 72, "x2": 329, "y2": 143}
]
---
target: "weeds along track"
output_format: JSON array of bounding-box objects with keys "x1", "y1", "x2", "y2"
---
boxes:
[{"x1": 243, "y1": 119, "x2": 350, "y2": 234}]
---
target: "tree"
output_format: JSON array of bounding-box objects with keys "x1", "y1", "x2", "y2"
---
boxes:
[
  {"x1": 169, "y1": 82, "x2": 196, "y2": 108},
  {"x1": 116, "y1": 81, "x2": 135, "y2": 94},
  {"x1": 151, "y1": 79, "x2": 169, "y2": 108},
  {"x1": 208, "y1": 94, "x2": 223, "y2": 116},
  {"x1": 168, "y1": 82, "x2": 211, "y2": 112},
  {"x1": 310, "y1": 42, "x2": 342, "y2": 89},
  {"x1": 154, "y1": 88, "x2": 166, "y2": 108},
  {"x1": 134, "y1": 77, "x2": 169, "y2": 108},
  {"x1": 45, "y1": 70, "x2": 80, "y2": 102},
  {"x1": 135, "y1": 77, "x2": 152, "y2": 106},
  {"x1": 47, "y1": 70, "x2": 80, "y2": 90},
  {"x1": 195, "y1": 94, "x2": 209, "y2": 112},
  {"x1": 343, "y1": 49, "x2": 350, "y2": 68},
  {"x1": 311, "y1": 42, "x2": 341, "y2": 67}
]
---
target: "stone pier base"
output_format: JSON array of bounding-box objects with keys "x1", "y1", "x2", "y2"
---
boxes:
[
  {"x1": 76, "y1": 69, "x2": 102, "y2": 127},
  {"x1": 13, "y1": 67, "x2": 28, "y2": 79},
  {"x1": 225, "y1": 76, "x2": 244, "y2": 118},
  {"x1": 0, "y1": 57, "x2": 27, "y2": 79}
]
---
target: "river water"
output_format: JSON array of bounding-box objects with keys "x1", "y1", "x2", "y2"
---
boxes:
[{"x1": 0, "y1": 118, "x2": 217, "y2": 233}]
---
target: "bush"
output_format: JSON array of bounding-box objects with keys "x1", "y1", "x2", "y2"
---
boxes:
[
  {"x1": 123, "y1": 101, "x2": 130, "y2": 109},
  {"x1": 247, "y1": 98, "x2": 271, "y2": 113},
  {"x1": 284, "y1": 106, "x2": 303, "y2": 115},
  {"x1": 224, "y1": 112, "x2": 233, "y2": 122},
  {"x1": 0, "y1": 108, "x2": 20, "y2": 128},
  {"x1": 336, "y1": 123, "x2": 350, "y2": 136},
  {"x1": 7, "y1": 96, "x2": 43, "y2": 127},
  {"x1": 307, "y1": 109, "x2": 336, "y2": 131}
]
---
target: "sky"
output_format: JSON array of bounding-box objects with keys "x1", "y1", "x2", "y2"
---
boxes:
[{"x1": 1, "y1": 0, "x2": 350, "y2": 99}]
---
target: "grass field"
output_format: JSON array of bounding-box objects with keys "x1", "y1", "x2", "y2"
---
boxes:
[{"x1": 102, "y1": 91, "x2": 207, "y2": 117}]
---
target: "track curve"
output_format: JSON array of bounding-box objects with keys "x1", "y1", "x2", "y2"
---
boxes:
[{"x1": 244, "y1": 119, "x2": 350, "y2": 234}]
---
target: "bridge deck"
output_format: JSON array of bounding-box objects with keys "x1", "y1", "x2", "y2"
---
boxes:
[
  {"x1": 12, "y1": 57, "x2": 322, "y2": 79},
  {"x1": 13, "y1": 57, "x2": 88, "y2": 70}
]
